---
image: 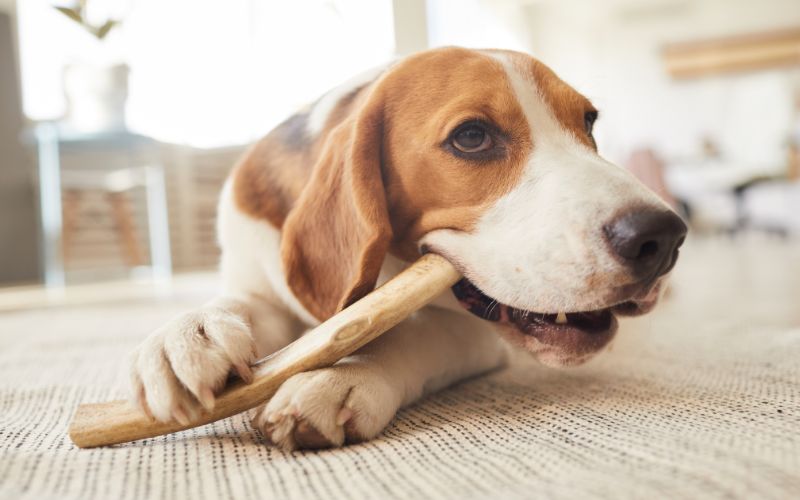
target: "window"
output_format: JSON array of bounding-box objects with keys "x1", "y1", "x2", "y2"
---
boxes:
[{"x1": 18, "y1": 0, "x2": 395, "y2": 147}]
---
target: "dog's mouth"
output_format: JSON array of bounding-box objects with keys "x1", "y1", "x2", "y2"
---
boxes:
[{"x1": 451, "y1": 279, "x2": 659, "y2": 365}]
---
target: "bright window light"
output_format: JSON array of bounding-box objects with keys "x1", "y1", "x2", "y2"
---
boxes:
[{"x1": 18, "y1": 0, "x2": 395, "y2": 148}]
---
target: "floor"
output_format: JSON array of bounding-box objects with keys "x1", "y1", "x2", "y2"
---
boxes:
[{"x1": 0, "y1": 236, "x2": 798, "y2": 499}]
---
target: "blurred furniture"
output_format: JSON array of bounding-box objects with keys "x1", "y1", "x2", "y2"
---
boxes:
[
  {"x1": 626, "y1": 148, "x2": 679, "y2": 209},
  {"x1": 789, "y1": 143, "x2": 800, "y2": 181},
  {"x1": 32, "y1": 124, "x2": 171, "y2": 288},
  {"x1": 664, "y1": 27, "x2": 800, "y2": 79},
  {"x1": 737, "y1": 178, "x2": 800, "y2": 236},
  {"x1": 60, "y1": 166, "x2": 172, "y2": 273},
  {"x1": 0, "y1": 12, "x2": 39, "y2": 285},
  {"x1": 665, "y1": 158, "x2": 796, "y2": 235},
  {"x1": 159, "y1": 145, "x2": 242, "y2": 271}
]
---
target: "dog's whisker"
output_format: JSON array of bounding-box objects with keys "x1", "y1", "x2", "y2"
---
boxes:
[{"x1": 487, "y1": 300, "x2": 498, "y2": 318}]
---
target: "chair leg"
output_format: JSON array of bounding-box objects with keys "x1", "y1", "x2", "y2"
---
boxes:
[
  {"x1": 107, "y1": 192, "x2": 145, "y2": 267},
  {"x1": 61, "y1": 190, "x2": 81, "y2": 266}
]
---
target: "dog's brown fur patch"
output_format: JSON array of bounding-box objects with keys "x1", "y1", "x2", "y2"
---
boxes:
[{"x1": 229, "y1": 48, "x2": 602, "y2": 320}]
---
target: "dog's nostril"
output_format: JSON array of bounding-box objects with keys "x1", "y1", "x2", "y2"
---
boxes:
[
  {"x1": 604, "y1": 208, "x2": 688, "y2": 279},
  {"x1": 637, "y1": 240, "x2": 659, "y2": 260}
]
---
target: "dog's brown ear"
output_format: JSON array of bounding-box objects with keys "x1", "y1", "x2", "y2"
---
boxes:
[{"x1": 280, "y1": 88, "x2": 392, "y2": 321}]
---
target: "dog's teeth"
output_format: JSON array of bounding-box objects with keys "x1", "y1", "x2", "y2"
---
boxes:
[{"x1": 556, "y1": 311, "x2": 568, "y2": 324}]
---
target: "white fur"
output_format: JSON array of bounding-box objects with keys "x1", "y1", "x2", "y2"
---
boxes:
[
  {"x1": 129, "y1": 51, "x2": 673, "y2": 450},
  {"x1": 253, "y1": 307, "x2": 507, "y2": 450},
  {"x1": 129, "y1": 180, "x2": 506, "y2": 450},
  {"x1": 306, "y1": 63, "x2": 390, "y2": 137},
  {"x1": 216, "y1": 180, "x2": 318, "y2": 326},
  {"x1": 422, "y1": 53, "x2": 673, "y2": 313}
]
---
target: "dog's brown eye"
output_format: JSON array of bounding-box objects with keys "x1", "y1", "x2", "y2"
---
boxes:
[{"x1": 452, "y1": 124, "x2": 492, "y2": 153}]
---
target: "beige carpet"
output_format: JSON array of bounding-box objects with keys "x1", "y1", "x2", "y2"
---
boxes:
[{"x1": 1, "y1": 238, "x2": 798, "y2": 499}]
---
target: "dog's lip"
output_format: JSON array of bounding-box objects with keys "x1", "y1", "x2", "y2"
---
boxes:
[
  {"x1": 451, "y1": 278, "x2": 636, "y2": 358},
  {"x1": 610, "y1": 280, "x2": 662, "y2": 316},
  {"x1": 509, "y1": 308, "x2": 618, "y2": 354}
]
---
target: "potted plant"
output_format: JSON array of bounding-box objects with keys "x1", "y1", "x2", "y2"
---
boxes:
[{"x1": 54, "y1": 0, "x2": 128, "y2": 132}]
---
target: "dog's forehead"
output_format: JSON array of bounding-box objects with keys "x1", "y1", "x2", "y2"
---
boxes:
[
  {"x1": 383, "y1": 48, "x2": 525, "y2": 134},
  {"x1": 482, "y1": 49, "x2": 597, "y2": 150},
  {"x1": 386, "y1": 48, "x2": 595, "y2": 151}
]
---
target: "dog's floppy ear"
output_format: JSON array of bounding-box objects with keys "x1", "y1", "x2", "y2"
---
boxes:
[{"x1": 280, "y1": 87, "x2": 392, "y2": 321}]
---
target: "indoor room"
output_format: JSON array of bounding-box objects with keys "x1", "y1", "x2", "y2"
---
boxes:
[{"x1": 1, "y1": 1, "x2": 798, "y2": 498}]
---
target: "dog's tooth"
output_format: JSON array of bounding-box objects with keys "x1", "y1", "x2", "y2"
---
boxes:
[{"x1": 556, "y1": 311, "x2": 568, "y2": 324}]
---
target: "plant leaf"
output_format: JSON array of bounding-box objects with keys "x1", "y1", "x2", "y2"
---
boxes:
[
  {"x1": 95, "y1": 20, "x2": 117, "y2": 40},
  {"x1": 54, "y1": 6, "x2": 84, "y2": 25}
]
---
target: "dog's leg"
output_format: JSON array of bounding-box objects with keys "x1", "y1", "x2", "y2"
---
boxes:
[
  {"x1": 128, "y1": 180, "x2": 309, "y2": 424},
  {"x1": 253, "y1": 306, "x2": 508, "y2": 450},
  {"x1": 128, "y1": 293, "x2": 303, "y2": 425}
]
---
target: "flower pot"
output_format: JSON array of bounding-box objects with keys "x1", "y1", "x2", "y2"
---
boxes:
[{"x1": 62, "y1": 63, "x2": 129, "y2": 133}]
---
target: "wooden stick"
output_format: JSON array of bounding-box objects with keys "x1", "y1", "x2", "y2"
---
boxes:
[{"x1": 68, "y1": 253, "x2": 460, "y2": 448}]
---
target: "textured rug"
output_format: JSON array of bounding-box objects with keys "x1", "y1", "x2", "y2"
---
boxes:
[{"x1": 1, "y1": 239, "x2": 798, "y2": 499}]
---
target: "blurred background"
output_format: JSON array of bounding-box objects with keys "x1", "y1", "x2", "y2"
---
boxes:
[{"x1": 0, "y1": 0, "x2": 799, "y2": 307}]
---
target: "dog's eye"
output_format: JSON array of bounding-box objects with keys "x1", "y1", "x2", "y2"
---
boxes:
[
  {"x1": 451, "y1": 123, "x2": 493, "y2": 153},
  {"x1": 584, "y1": 110, "x2": 598, "y2": 136}
]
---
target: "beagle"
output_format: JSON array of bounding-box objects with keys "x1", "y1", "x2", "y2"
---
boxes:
[{"x1": 129, "y1": 47, "x2": 687, "y2": 451}]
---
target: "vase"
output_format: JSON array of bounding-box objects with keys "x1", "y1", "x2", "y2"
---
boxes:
[{"x1": 62, "y1": 63, "x2": 129, "y2": 133}]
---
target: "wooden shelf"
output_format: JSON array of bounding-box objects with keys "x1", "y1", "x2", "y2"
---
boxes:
[{"x1": 663, "y1": 27, "x2": 800, "y2": 78}]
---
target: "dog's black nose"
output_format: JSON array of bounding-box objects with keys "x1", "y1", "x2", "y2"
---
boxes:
[{"x1": 604, "y1": 209, "x2": 687, "y2": 279}]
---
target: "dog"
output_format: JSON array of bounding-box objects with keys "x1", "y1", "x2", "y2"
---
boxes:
[{"x1": 128, "y1": 47, "x2": 687, "y2": 451}]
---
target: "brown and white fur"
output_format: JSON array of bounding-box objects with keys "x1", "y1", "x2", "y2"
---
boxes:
[{"x1": 128, "y1": 48, "x2": 686, "y2": 451}]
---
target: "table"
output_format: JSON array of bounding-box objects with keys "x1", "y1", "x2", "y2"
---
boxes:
[{"x1": 31, "y1": 124, "x2": 172, "y2": 288}]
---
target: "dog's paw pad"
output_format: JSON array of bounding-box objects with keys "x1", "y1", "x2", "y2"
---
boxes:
[
  {"x1": 129, "y1": 306, "x2": 256, "y2": 423},
  {"x1": 294, "y1": 419, "x2": 337, "y2": 449},
  {"x1": 252, "y1": 365, "x2": 400, "y2": 450}
]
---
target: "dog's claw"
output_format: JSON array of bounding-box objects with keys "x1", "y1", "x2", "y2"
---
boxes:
[
  {"x1": 336, "y1": 407, "x2": 353, "y2": 426},
  {"x1": 235, "y1": 363, "x2": 254, "y2": 384},
  {"x1": 198, "y1": 386, "x2": 215, "y2": 411},
  {"x1": 173, "y1": 406, "x2": 191, "y2": 426}
]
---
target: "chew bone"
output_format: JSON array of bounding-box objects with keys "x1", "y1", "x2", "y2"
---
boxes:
[{"x1": 68, "y1": 253, "x2": 460, "y2": 448}]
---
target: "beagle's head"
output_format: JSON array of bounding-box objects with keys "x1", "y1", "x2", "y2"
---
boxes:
[{"x1": 282, "y1": 47, "x2": 686, "y2": 366}]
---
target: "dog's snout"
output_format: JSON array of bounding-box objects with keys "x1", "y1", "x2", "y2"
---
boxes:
[{"x1": 604, "y1": 209, "x2": 687, "y2": 279}]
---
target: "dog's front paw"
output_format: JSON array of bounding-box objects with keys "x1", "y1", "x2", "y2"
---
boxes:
[
  {"x1": 252, "y1": 364, "x2": 402, "y2": 450},
  {"x1": 129, "y1": 305, "x2": 256, "y2": 424}
]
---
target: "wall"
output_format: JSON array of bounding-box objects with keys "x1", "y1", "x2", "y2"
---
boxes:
[
  {"x1": 0, "y1": 2, "x2": 40, "y2": 285},
  {"x1": 393, "y1": 0, "x2": 428, "y2": 55},
  {"x1": 424, "y1": 0, "x2": 800, "y2": 170},
  {"x1": 523, "y1": 0, "x2": 800, "y2": 167},
  {"x1": 426, "y1": 0, "x2": 534, "y2": 52}
]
